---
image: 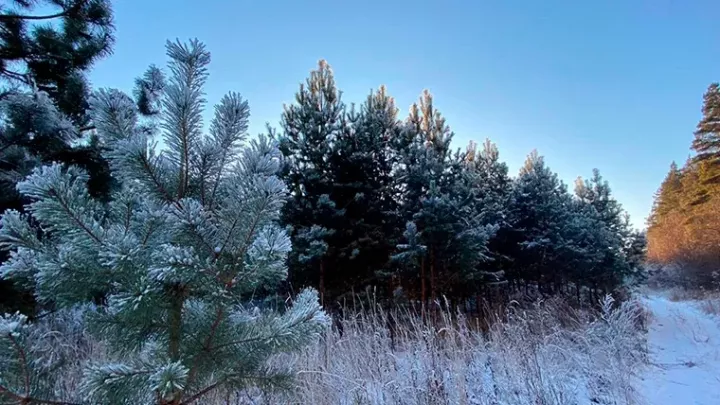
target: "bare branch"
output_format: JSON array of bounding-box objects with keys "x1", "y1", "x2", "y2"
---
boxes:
[
  {"x1": 0, "y1": 384, "x2": 83, "y2": 405},
  {"x1": 0, "y1": 0, "x2": 88, "y2": 21},
  {"x1": 0, "y1": 10, "x2": 68, "y2": 21},
  {"x1": 1, "y1": 69, "x2": 31, "y2": 85},
  {"x1": 180, "y1": 377, "x2": 226, "y2": 405}
]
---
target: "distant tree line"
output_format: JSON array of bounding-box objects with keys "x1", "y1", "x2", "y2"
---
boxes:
[
  {"x1": 276, "y1": 61, "x2": 646, "y2": 309},
  {"x1": 647, "y1": 83, "x2": 720, "y2": 288},
  {"x1": 0, "y1": 9, "x2": 645, "y2": 314}
]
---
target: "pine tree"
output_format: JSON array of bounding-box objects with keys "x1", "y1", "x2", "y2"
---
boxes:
[
  {"x1": 276, "y1": 60, "x2": 345, "y2": 304},
  {"x1": 562, "y1": 197, "x2": 606, "y2": 298},
  {"x1": 0, "y1": 90, "x2": 116, "y2": 314},
  {"x1": 394, "y1": 90, "x2": 454, "y2": 220},
  {"x1": 393, "y1": 91, "x2": 451, "y2": 304},
  {"x1": 574, "y1": 170, "x2": 626, "y2": 233},
  {"x1": 648, "y1": 161, "x2": 682, "y2": 226},
  {"x1": 0, "y1": 40, "x2": 327, "y2": 405},
  {"x1": 662, "y1": 158, "x2": 720, "y2": 284},
  {"x1": 463, "y1": 139, "x2": 512, "y2": 282},
  {"x1": 0, "y1": 0, "x2": 117, "y2": 313},
  {"x1": 0, "y1": 0, "x2": 114, "y2": 125},
  {"x1": 692, "y1": 83, "x2": 720, "y2": 166},
  {"x1": 327, "y1": 86, "x2": 400, "y2": 295},
  {"x1": 624, "y1": 229, "x2": 648, "y2": 285},
  {"x1": 646, "y1": 162, "x2": 689, "y2": 265},
  {"x1": 393, "y1": 91, "x2": 494, "y2": 304},
  {"x1": 391, "y1": 221, "x2": 427, "y2": 296},
  {"x1": 0, "y1": 66, "x2": 165, "y2": 314},
  {"x1": 510, "y1": 151, "x2": 573, "y2": 292},
  {"x1": 574, "y1": 169, "x2": 634, "y2": 292},
  {"x1": 0, "y1": 0, "x2": 117, "y2": 207}
]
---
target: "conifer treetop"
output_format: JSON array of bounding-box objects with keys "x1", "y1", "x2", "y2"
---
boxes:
[{"x1": 692, "y1": 83, "x2": 720, "y2": 163}]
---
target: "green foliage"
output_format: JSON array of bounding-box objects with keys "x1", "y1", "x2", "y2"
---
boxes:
[
  {"x1": 0, "y1": 0, "x2": 116, "y2": 315},
  {"x1": 391, "y1": 91, "x2": 498, "y2": 301},
  {"x1": 0, "y1": 40, "x2": 328, "y2": 405},
  {"x1": 276, "y1": 60, "x2": 344, "y2": 302},
  {"x1": 327, "y1": 86, "x2": 400, "y2": 294},
  {"x1": 277, "y1": 63, "x2": 403, "y2": 301},
  {"x1": 0, "y1": 0, "x2": 115, "y2": 124},
  {"x1": 509, "y1": 151, "x2": 573, "y2": 286},
  {"x1": 692, "y1": 83, "x2": 720, "y2": 166},
  {"x1": 276, "y1": 61, "x2": 641, "y2": 305},
  {"x1": 0, "y1": 46, "x2": 645, "y2": 404}
]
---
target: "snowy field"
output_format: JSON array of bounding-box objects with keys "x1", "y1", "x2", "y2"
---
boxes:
[{"x1": 639, "y1": 293, "x2": 720, "y2": 405}]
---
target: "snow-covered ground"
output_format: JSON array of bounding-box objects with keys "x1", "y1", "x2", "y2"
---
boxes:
[
  {"x1": 640, "y1": 294, "x2": 720, "y2": 405},
  {"x1": 16, "y1": 292, "x2": 718, "y2": 404}
]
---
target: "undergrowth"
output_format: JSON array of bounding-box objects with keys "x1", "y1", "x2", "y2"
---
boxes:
[
  {"x1": 665, "y1": 288, "x2": 720, "y2": 317},
  {"x1": 20, "y1": 296, "x2": 648, "y2": 405}
]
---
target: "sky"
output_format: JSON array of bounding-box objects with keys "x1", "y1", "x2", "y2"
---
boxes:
[{"x1": 88, "y1": 0, "x2": 720, "y2": 229}]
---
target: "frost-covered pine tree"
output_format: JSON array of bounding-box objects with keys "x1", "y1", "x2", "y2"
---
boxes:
[
  {"x1": 564, "y1": 193, "x2": 615, "y2": 298},
  {"x1": 0, "y1": 65, "x2": 166, "y2": 314},
  {"x1": 392, "y1": 91, "x2": 453, "y2": 304},
  {"x1": 327, "y1": 86, "x2": 401, "y2": 294},
  {"x1": 393, "y1": 91, "x2": 495, "y2": 304},
  {"x1": 276, "y1": 60, "x2": 345, "y2": 303},
  {"x1": 0, "y1": 39, "x2": 327, "y2": 405},
  {"x1": 623, "y1": 228, "x2": 647, "y2": 286},
  {"x1": 462, "y1": 139, "x2": 512, "y2": 283},
  {"x1": 692, "y1": 83, "x2": 720, "y2": 165},
  {"x1": 574, "y1": 169, "x2": 633, "y2": 290},
  {"x1": 510, "y1": 150, "x2": 574, "y2": 291}
]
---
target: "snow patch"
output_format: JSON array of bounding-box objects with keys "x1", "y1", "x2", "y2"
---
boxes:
[{"x1": 640, "y1": 295, "x2": 720, "y2": 405}]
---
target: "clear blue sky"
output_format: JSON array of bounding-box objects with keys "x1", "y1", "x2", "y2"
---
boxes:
[{"x1": 89, "y1": 0, "x2": 720, "y2": 229}]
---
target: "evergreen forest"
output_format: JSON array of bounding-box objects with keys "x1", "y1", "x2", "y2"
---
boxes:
[{"x1": 1, "y1": 2, "x2": 718, "y2": 404}]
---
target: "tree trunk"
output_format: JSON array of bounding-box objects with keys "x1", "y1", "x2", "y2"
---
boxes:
[
  {"x1": 319, "y1": 260, "x2": 325, "y2": 306},
  {"x1": 429, "y1": 247, "x2": 437, "y2": 304},
  {"x1": 420, "y1": 255, "x2": 426, "y2": 318},
  {"x1": 389, "y1": 276, "x2": 395, "y2": 301},
  {"x1": 168, "y1": 286, "x2": 184, "y2": 362},
  {"x1": 576, "y1": 283, "x2": 581, "y2": 304}
]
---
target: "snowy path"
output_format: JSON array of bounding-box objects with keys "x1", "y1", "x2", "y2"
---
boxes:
[{"x1": 640, "y1": 295, "x2": 720, "y2": 405}]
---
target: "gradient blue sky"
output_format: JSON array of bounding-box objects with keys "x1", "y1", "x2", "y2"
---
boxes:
[{"x1": 89, "y1": 0, "x2": 720, "y2": 229}]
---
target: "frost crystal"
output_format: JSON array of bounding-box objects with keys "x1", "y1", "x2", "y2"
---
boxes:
[{"x1": 0, "y1": 313, "x2": 28, "y2": 337}]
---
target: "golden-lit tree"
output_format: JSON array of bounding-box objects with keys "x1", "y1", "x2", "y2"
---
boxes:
[{"x1": 648, "y1": 83, "x2": 720, "y2": 287}]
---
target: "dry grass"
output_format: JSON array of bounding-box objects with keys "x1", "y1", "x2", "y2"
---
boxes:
[
  {"x1": 30, "y1": 296, "x2": 649, "y2": 405},
  {"x1": 661, "y1": 286, "x2": 720, "y2": 317},
  {"x1": 698, "y1": 296, "x2": 720, "y2": 316},
  {"x1": 234, "y1": 295, "x2": 648, "y2": 405},
  {"x1": 667, "y1": 288, "x2": 704, "y2": 302},
  {"x1": 24, "y1": 305, "x2": 106, "y2": 404}
]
